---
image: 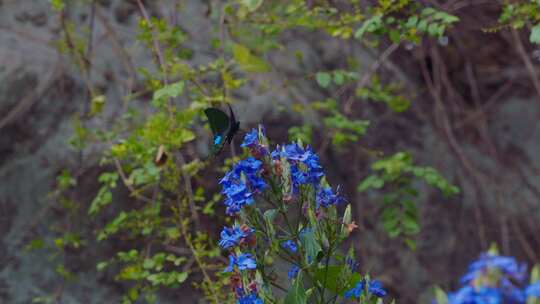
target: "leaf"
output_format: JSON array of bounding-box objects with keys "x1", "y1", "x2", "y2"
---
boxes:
[
  {"x1": 388, "y1": 96, "x2": 411, "y2": 112},
  {"x1": 389, "y1": 30, "x2": 401, "y2": 43},
  {"x1": 354, "y1": 15, "x2": 382, "y2": 40},
  {"x1": 357, "y1": 175, "x2": 384, "y2": 192},
  {"x1": 152, "y1": 81, "x2": 185, "y2": 106},
  {"x1": 333, "y1": 71, "x2": 345, "y2": 86},
  {"x1": 90, "y1": 95, "x2": 106, "y2": 116},
  {"x1": 96, "y1": 261, "x2": 109, "y2": 271},
  {"x1": 232, "y1": 44, "x2": 269, "y2": 73},
  {"x1": 176, "y1": 272, "x2": 188, "y2": 284},
  {"x1": 240, "y1": 0, "x2": 263, "y2": 11},
  {"x1": 316, "y1": 72, "x2": 332, "y2": 88},
  {"x1": 88, "y1": 187, "x2": 113, "y2": 215},
  {"x1": 284, "y1": 273, "x2": 307, "y2": 304},
  {"x1": 531, "y1": 265, "x2": 540, "y2": 283},
  {"x1": 531, "y1": 24, "x2": 540, "y2": 44},
  {"x1": 299, "y1": 229, "x2": 322, "y2": 265},
  {"x1": 433, "y1": 286, "x2": 449, "y2": 304}
]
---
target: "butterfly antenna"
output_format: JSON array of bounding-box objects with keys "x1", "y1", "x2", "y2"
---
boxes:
[{"x1": 227, "y1": 104, "x2": 236, "y2": 123}]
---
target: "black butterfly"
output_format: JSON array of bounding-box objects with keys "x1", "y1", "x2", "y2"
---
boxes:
[{"x1": 204, "y1": 104, "x2": 240, "y2": 155}]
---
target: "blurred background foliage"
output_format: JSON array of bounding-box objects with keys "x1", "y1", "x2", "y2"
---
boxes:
[{"x1": 1, "y1": 0, "x2": 540, "y2": 303}]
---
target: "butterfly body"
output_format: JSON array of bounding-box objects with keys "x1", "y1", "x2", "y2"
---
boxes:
[{"x1": 204, "y1": 105, "x2": 240, "y2": 155}]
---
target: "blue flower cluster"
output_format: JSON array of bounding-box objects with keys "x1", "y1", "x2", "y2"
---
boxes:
[
  {"x1": 344, "y1": 280, "x2": 387, "y2": 299},
  {"x1": 316, "y1": 186, "x2": 345, "y2": 208},
  {"x1": 220, "y1": 156, "x2": 267, "y2": 215},
  {"x1": 224, "y1": 253, "x2": 257, "y2": 272},
  {"x1": 237, "y1": 293, "x2": 263, "y2": 304},
  {"x1": 281, "y1": 240, "x2": 298, "y2": 253},
  {"x1": 288, "y1": 265, "x2": 300, "y2": 279},
  {"x1": 443, "y1": 252, "x2": 540, "y2": 304},
  {"x1": 272, "y1": 143, "x2": 325, "y2": 194},
  {"x1": 219, "y1": 225, "x2": 254, "y2": 250},
  {"x1": 218, "y1": 126, "x2": 358, "y2": 303}
]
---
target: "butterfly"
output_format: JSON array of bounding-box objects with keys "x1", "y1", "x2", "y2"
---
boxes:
[{"x1": 204, "y1": 104, "x2": 240, "y2": 155}]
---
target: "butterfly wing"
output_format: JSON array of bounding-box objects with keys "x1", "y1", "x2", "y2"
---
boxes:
[
  {"x1": 204, "y1": 108, "x2": 230, "y2": 136},
  {"x1": 225, "y1": 104, "x2": 240, "y2": 144}
]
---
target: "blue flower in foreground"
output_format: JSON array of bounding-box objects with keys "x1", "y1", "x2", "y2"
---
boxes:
[
  {"x1": 241, "y1": 129, "x2": 259, "y2": 148},
  {"x1": 526, "y1": 281, "x2": 540, "y2": 297},
  {"x1": 234, "y1": 157, "x2": 263, "y2": 175},
  {"x1": 224, "y1": 255, "x2": 237, "y2": 273},
  {"x1": 448, "y1": 286, "x2": 502, "y2": 304},
  {"x1": 367, "y1": 280, "x2": 387, "y2": 297},
  {"x1": 224, "y1": 253, "x2": 257, "y2": 272},
  {"x1": 281, "y1": 240, "x2": 298, "y2": 253},
  {"x1": 274, "y1": 144, "x2": 324, "y2": 186},
  {"x1": 219, "y1": 225, "x2": 254, "y2": 249},
  {"x1": 237, "y1": 293, "x2": 263, "y2": 304},
  {"x1": 288, "y1": 265, "x2": 300, "y2": 279},
  {"x1": 232, "y1": 157, "x2": 267, "y2": 193},
  {"x1": 236, "y1": 253, "x2": 257, "y2": 271},
  {"x1": 500, "y1": 277, "x2": 526, "y2": 303},
  {"x1": 282, "y1": 143, "x2": 310, "y2": 161},
  {"x1": 316, "y1": 186, "x2": 345, "y2": 208},
  {"x1": 222, "y1": 184, "x2": 254, "y2": 215},
  {"x1": 345, "y1": 280, "x2": 386, "y2": 299},
  {"x1": 460, "y1": 253, "x2": 527, "y2": 285}
]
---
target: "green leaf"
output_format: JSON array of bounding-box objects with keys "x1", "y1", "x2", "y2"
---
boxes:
[
  {"x1": 232, "y1": 44, "x2": 269, "y2": 73},
  {"x1": 88, "y1": 187, "x2": 113, "y2": 215},
  {"x1": 152, "y1": 81, "x2": 185, "y2": 107},
  {"x1": 240, "y1": 0, "x2": 263, "y2": 11},
  {"x1": 406, "y1": 15, "x2": 419, "y2": 28},
  {"x1": 354, "y1": 15, "x2": 382, "y2": 40},
  {"x1": 333, "y1": 71, "x2": 345, "y2": 86},
  {"x1": 531, "y1": 264, "x2": 540, "y2": 283},
  {"x1": 388, "y1": 96, "x2": 411, "y2": 112},
  {"x1": 358, "y1": 175, "x2": 384, "y2": 192},
  {"x1": 299, "y1": 229, "x2": 322, "y2": 265},
  {"x1": 96, "y1": 261, "x2": 109, "y2": 271},
  {"x1": 176, "y1": 272, "x2": 188, "y2": 284},
  {"x1": 433, "y1": 286, "x2": 449, "y2": 304},
  {"x1": 389, "y1": 30, "x2": 401, "y2": 43},
  {"x1": 531, "y1": 24, "x2": 540, "y2": 44},
  {"x1": 316, "y1": 72, "x2": 332, "y2": 88},
  {"x1": 284, "y1": 273, "x2": 307, "y2": 304}
]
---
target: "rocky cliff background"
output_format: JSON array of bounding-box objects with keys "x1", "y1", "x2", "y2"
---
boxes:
[{"x1": 1, "y1": 1, "x2": 540, "y2": 303}]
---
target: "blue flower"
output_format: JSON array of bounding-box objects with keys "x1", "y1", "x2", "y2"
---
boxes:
[
  {"x1": 443, "y1": 252, "x2": 531, "y2": 304},
  {"x1": 224, "y1": 255, "x2": 236, "y2": 273},
  {"x1": 241, "y1": 129, "x2": 259, "y2": 148},
  {"x1": 460, "y1": 253, "x2": 527, "y2": 285},
  {"x1": 233, "y1": 157, "x2": 267, "y2": 193},
  {"x1": 222, "y1": 183, "x2": 254, "y2": 215},
  {"x1": 288, "y1": 265, "x2": 300, "y2": 279},
  {"x1": 344, "y1": 281, "x2": 364, "y2": 299},
  {"x1": 236, "y1": 253, "x2": 257, "y2": 271},
  {"x1": 224, "y1": 253, "x2": 257, "y2": 272},
  {"x1": 367, "y1": 280, "x2": 387, "y2": 297},
  {"x1": 526, "y1": 281, "x2": 540, "y2": 297},
  {"x1": 316, "y1": 186, "x2": 344, "y2": 208},
  {"x1": 345, "y1": 280, "x2": 386, "y2": 299},
  {"x1": 237, "y1": 293, "x2": 263, "y2": 304},
  {"x1": 219, "y1": 225, "x2": 254, "y2": 250},
  {"x1": 281, "y1": 240, "x2": 298, "y2": 253},
  {"x1": 234, "y1": 157, "x2": 263, "y2": 175},
  {"x1": 448, "y1": 286, "x2": 502, "y2": 304}
]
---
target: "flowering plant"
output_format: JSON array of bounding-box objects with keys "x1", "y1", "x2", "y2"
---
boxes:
[
  {"x1": 434, "y1": 246, "x2": 540, "y2": 304},
  {"x1": 218, "y1": 125, "x2": 388, "y2": 304}
]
